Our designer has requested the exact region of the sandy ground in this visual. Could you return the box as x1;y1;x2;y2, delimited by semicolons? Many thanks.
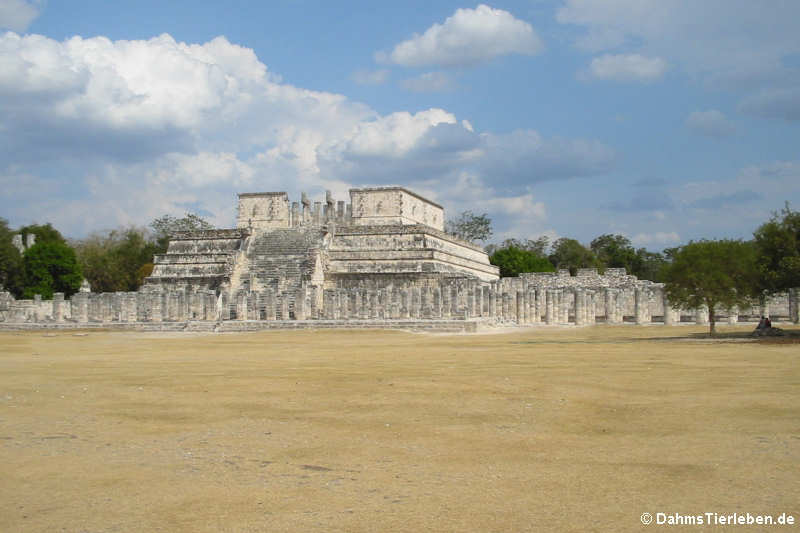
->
0;325;798;532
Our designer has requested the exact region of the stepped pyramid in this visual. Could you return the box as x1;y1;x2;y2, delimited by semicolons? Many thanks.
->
143;187;499;303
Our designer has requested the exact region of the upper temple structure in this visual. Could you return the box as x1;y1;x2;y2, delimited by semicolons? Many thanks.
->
1;185;798;331
142;187;500;301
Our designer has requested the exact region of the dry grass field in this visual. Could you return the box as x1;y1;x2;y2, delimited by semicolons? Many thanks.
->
1;325;798;532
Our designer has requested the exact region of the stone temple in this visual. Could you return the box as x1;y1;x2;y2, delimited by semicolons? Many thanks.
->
141;186;499;321
1;186;798;330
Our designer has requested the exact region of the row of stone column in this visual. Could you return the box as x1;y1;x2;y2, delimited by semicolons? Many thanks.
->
64;290;218;324
48;284;800;325
223;289;306;321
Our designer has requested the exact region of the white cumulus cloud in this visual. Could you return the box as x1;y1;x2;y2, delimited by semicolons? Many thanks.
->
377;4;543;68
0;31;615;237
587;53;667;82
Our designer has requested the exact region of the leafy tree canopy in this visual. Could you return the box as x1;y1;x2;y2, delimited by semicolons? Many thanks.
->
0;217;24;297
753;203;800;293
490;246;555;277
18;223;66;246
662;239;759;335
590;233;668;281
22;240;83;299
74;227;160;293
486;236;549;257
591;234;637;269
548;238;597;275
445;211;492;243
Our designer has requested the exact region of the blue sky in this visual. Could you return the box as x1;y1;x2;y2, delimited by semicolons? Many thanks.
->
1;0;799;249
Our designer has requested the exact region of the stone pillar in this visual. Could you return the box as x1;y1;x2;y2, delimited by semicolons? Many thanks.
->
151;293;163;322
295;289;307;320
136;292;147;322
574;289;584;326
502;292;510;321
527;289;536;324
694;305;709;325
334;289;346;319
200;291;211;321
432;287;442;318
635;287;648;325
535;288;544;323
208;291;218;321
247;292;256;320
553;290;561;324
727;306;738;324
662;290;675;326
563;290;571;324
291;202;300;227
74;292;89;323
281;293;290;320
400;288;410;319
588;291;597;325
352;289;363;319
263;290;275;320
545;290;554;325
394;288;404;319
464;287;474;319
487;286;496;318
52;293;64;323
31;294;42;322
516;291;525;325
326;190;335;222
369;290;379;319
790;288;800;324
128;292;139;322
441;285;451;318
412;287;423;319
236;292;248;320
604;288;613;324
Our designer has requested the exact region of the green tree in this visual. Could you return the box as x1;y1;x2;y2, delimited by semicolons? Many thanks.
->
150;213;214;253
753;203;800;293
548;238;597;275
490;246;555;277
18;223;67;246
445;211;492;243
662;239;759;335
486;236;549;256
22;240;83;299
589;233;668;281
74;227;160;293
634;249;668;282
591;234;638;271
0;217;24;297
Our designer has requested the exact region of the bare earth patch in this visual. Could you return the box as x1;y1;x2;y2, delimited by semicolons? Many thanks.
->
1;325;798;532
